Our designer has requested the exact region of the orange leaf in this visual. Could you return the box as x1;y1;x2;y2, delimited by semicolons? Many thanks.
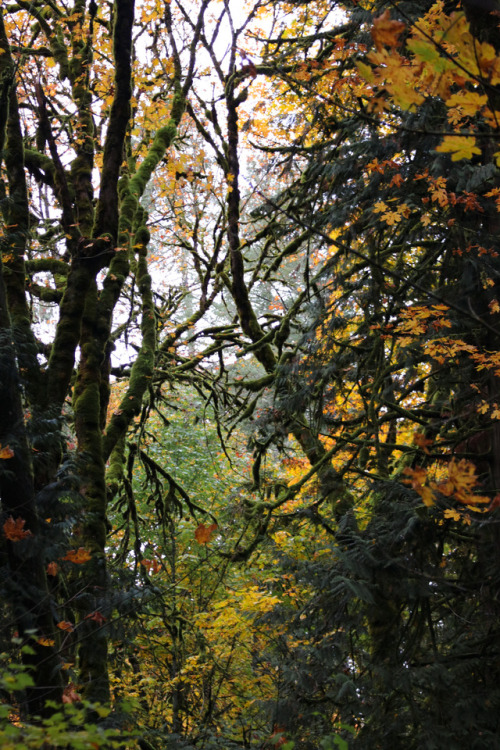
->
85;610;107;625
57;620;74;632
0;444;14;459
371;10;406;51
37;637;55;647
194;522;218;544
413;432;433;452
46;561;59;576
140;558;160;574
3;516;33;541
488;494;500;512
62;683;81;704
62;547;92;564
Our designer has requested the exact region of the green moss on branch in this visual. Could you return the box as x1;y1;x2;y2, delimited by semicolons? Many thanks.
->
103;223;155;461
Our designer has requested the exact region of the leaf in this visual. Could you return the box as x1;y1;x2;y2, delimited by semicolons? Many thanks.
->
371;11;406;51
62;683;81;704
436;135;481;161
57;620;75;632
62;547;92;564
194;522;218;544
402;467;435;506
413;432;433;452
46;561;59;576
356;61;374;83
0;444;14;459
406;38;441;64
140;558;161;574
488;494;500;511
85;610;107;625
3;516;33;541
445;91;488;118
37;637;55;647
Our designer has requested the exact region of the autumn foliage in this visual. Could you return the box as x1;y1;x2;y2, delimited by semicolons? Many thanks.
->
0;0;500;747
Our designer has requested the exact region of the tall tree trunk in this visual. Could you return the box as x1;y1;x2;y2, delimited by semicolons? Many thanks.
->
0;267;63;717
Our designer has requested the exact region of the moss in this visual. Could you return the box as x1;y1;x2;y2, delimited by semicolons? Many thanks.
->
117;175;138;245
47;262;93;409
26;258;69;275
51;25;70;80
106;434;126;501
27;282;63;304
0;260;63;713
134;225;150;247
67;10;95;237
70;153;95;236
78;623;109;704
101;92;186;458
102;235;156;461
70;270;110;703
129;123;179;202
92;0;134;242
0;31;46;406
24;148;57;184
231;373;275;392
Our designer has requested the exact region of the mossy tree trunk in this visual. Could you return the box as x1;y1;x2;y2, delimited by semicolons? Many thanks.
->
1;0;212;714
0;11;63;716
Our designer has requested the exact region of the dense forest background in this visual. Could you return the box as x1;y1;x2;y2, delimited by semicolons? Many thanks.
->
1;0;500;747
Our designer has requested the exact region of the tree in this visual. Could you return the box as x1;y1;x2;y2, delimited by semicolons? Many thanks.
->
0;0;337;729
0;0;212;714
243;0;500;747
2;0;500;746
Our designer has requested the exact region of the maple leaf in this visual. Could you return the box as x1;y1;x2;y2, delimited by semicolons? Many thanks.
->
0;444;14;459
389;173;404;187
445;91;487;118
3;516;33;542
85;610;107;625
194;522;218;544
380;209;403;226
62;547;92;564
371;11;406;51
434;460;489;505
37;637;55;647
402;467;435;506
413;432;433;452
366;158;384;174
443;508;461;522
436;135;481;161
46;561;59;576
62;683;81;704
57;620;75;632
140;558;161;574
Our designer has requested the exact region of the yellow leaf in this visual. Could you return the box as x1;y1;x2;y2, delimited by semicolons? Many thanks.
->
356;61;374;83
445;91;487;118
420;486;435;507
436;135;481;161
